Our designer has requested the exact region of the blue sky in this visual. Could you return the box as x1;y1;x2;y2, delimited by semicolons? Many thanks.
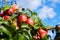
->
0;0;60;40
0;0;60;27
16;0;60;27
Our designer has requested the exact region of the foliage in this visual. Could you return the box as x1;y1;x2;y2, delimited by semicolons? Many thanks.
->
0;4;52;40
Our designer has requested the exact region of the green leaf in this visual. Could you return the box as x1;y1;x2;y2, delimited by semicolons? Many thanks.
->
0;21;8;25
0;23;16;37
18;34;27;40
17;29;35;40
0;38;8;40
7;20;16;30
0;8;2;10
27;9;37;16
34;17;40;23
10;23;16;31
11;14;18;20
34;24;40;29
3;4;10;10
21;23;30;29
0;26;12;37
0;17;4;20
27;30;35;40
0;17;8;25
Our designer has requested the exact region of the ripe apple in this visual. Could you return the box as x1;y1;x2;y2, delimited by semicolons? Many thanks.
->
38;28;48;38
3;15;10;20
26;18;34;26
7;8;14;15
18;14;27;22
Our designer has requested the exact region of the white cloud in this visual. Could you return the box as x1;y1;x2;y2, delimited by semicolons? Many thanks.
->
44;0;60;3
52;0;60;3
16;0;56;19
48;0;60;7
52;0;60;7
16;0;60;10
57;23;60;24
42;0;60;7
37;6;56;19
17;0;42;10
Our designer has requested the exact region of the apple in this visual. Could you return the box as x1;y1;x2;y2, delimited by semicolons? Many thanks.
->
33;35;38;39
44;28;48;34
18;14;27;22
7;8;14;15
38;28;48;38
33;34;40;40
13;20;19;30
3;15;10;20
11;4;18;11
3;8;14;16
26;18;34;26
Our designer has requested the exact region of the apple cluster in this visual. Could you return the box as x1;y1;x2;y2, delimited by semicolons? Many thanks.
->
0;4;48;40
33;28;48;40
18;14;34;26
0;4;19;29
0;4;18;20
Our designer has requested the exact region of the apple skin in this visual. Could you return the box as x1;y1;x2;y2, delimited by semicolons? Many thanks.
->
3;15;10;20
7;8;14;15
18;14;27;22
38;28;48;38
26;18;34;26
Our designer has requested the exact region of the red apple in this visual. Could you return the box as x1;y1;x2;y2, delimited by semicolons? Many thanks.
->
8;8;14;15
44;28;48;34
38;28;48;38
18;14;27;22
3;15;10;20
3;8;14;16
26;18;34;26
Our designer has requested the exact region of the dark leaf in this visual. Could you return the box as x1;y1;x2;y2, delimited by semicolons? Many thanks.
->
0;26;12;37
